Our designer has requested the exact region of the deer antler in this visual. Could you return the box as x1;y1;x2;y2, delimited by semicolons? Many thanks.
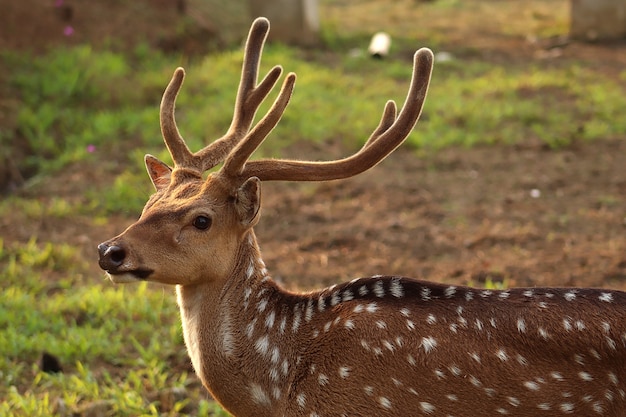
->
159;17;289;173
222;48;433;182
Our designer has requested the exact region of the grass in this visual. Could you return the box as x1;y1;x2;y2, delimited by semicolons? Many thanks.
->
2;0;626;415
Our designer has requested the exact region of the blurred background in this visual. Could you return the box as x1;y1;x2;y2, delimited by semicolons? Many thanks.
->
1;0;625;415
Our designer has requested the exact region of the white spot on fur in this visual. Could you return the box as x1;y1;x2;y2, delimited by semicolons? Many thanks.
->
445;286;456;298
246;318;257;339
249;383;271;406
421;336;438;353
292;306;302;333
517;318;526;333
378;397;392;409
366;303;379;313
344;319;355;330
297;393;306;408
219;309;236;357
579;371;593;381
243;287;252;309
255;335;269;356
563;318;573;332
256;298;268;313
339;366;350;378
245;261;255;279
318;373;329;385
373;281;385;298
449;365;461;376
317;296;326;312
305;299;314;322
407;354;416;366
470;352;481;363
475;319;484;331
507;397;521;407
390;278;404;298
599;292;614;303
270;346;280;364
524;381;540;391
419;402;436;414
265;310;275;328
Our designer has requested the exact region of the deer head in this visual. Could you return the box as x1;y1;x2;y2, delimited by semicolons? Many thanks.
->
97;17;433;289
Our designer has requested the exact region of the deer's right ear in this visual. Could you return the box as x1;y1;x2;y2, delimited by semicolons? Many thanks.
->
145;154;172;191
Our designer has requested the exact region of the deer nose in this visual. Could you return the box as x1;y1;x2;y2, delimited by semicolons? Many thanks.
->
98;242;126;271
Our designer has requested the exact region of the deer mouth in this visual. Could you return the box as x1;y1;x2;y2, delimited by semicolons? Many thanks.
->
105;268;153;283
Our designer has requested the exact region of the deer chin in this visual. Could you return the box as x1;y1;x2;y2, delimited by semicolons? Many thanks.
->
106;269;153;283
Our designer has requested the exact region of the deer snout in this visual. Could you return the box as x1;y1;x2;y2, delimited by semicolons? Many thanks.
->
98;242;127;272
97;241;153;281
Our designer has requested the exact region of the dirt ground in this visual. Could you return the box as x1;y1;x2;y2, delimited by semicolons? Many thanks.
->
2;0;626;295
6;138;626;295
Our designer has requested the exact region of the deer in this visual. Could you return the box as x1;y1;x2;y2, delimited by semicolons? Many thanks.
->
98;17;626;417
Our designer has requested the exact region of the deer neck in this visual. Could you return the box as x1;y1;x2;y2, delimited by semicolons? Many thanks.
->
175;230;302;417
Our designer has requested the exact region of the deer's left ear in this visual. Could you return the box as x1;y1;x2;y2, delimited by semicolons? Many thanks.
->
145;154;172;191
235;177;261;227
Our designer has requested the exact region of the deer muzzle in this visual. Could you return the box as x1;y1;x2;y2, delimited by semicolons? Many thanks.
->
97;241;153;282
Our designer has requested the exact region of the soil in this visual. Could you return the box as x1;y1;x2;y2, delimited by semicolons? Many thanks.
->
1;0;626;294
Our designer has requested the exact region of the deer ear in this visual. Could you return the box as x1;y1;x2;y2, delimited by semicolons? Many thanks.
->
145;154;172;191
235;177;261;227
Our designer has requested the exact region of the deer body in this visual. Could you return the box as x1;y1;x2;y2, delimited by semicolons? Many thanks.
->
98;17;626;417
173;230;626;416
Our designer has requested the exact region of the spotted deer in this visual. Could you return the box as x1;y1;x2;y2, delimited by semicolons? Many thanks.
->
98;17;626;417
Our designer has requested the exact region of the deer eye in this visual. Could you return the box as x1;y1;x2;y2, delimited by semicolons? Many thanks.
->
192;215;212;230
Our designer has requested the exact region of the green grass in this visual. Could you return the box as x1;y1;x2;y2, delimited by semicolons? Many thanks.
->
0;238;228;416
2;0;626;415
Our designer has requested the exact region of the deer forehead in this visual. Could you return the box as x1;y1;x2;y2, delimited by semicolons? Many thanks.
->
145;175;235;214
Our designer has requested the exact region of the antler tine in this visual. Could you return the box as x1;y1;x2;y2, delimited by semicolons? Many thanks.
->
160;67;194;168
363;100;397;148
240;47;434;182
159;17;284;173
195;17;284;172
222;73;297;177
